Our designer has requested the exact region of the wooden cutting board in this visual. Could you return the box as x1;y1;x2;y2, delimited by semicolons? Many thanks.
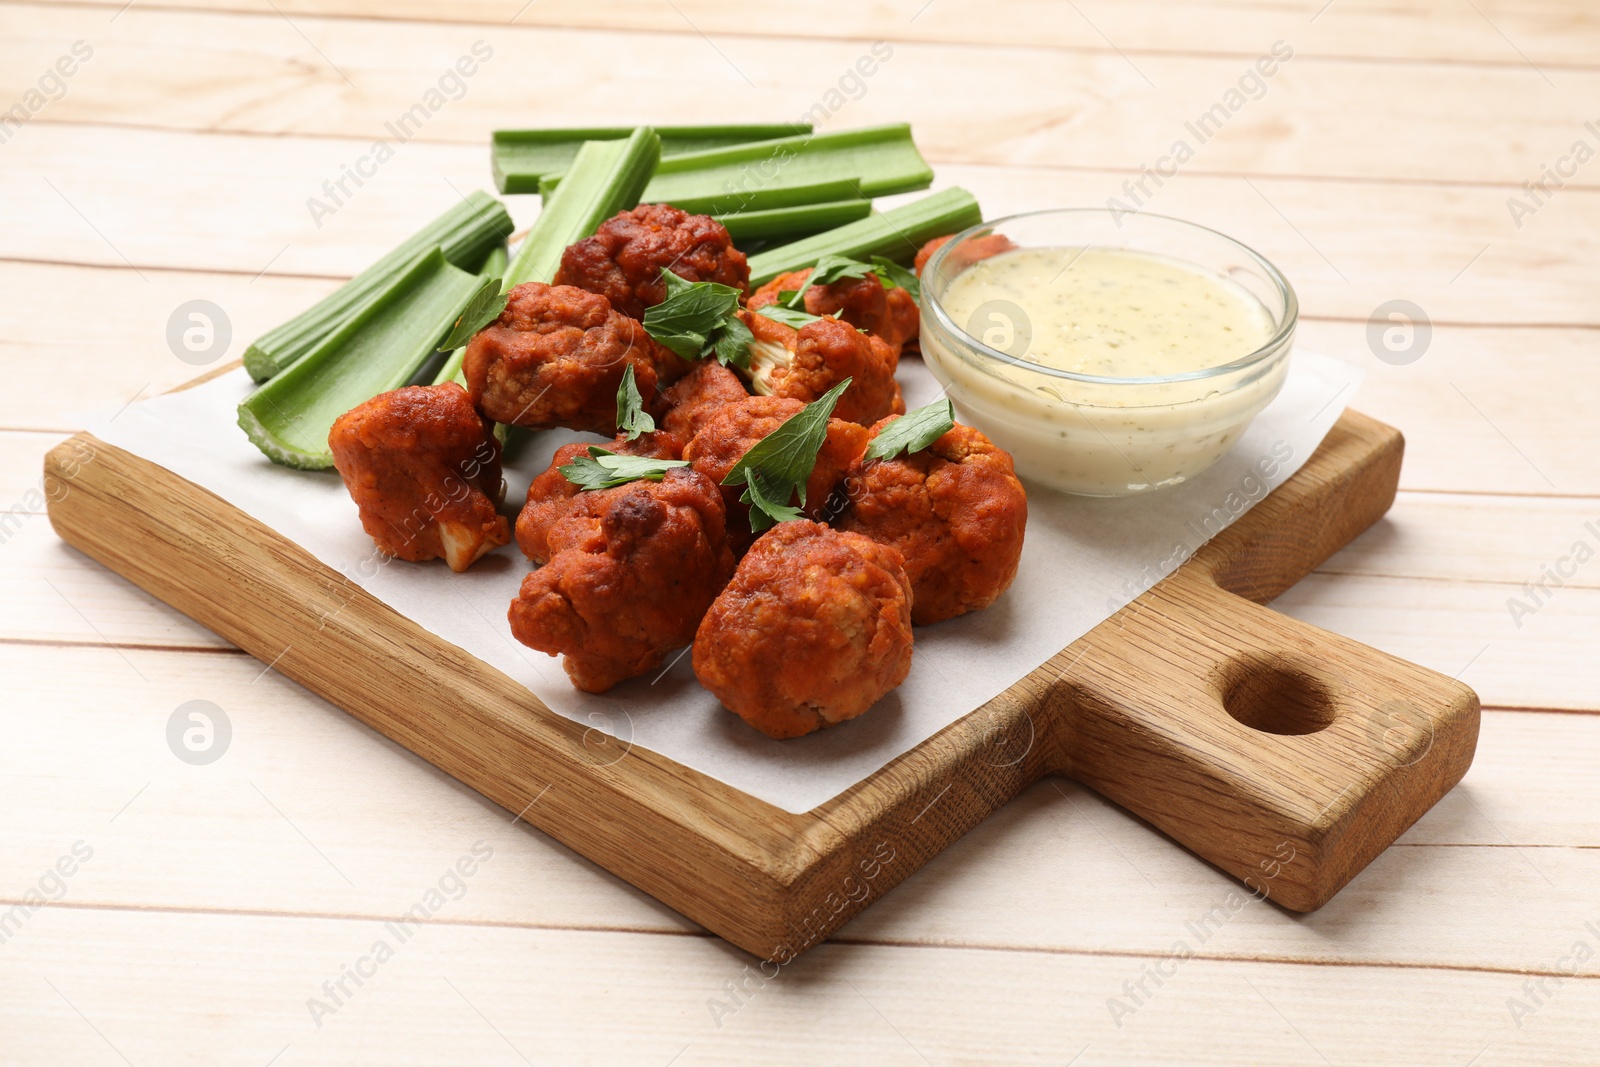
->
43;396;1478;962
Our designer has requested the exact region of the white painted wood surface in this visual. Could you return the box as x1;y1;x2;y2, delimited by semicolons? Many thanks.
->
2;1;1596;1061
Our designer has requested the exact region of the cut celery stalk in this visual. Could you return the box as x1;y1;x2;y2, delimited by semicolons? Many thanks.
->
238;248;481;470
717;199;873;242
636;124;932;210
641;177;863;217
746;188;982;286
492;123;811;194
242;191;512;382
503;127;661;289
433;243;508;389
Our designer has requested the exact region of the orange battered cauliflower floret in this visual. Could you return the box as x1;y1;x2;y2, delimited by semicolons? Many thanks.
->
683;395;869;552
554;203;749;321
508;465;735;693
914;232;1018;277
748;268;919;353
654;359;750;443
837;419;1027;624
693;520;914;739
515;430;685;564
740;310;903;426
464;282;681;434
328;383;509;573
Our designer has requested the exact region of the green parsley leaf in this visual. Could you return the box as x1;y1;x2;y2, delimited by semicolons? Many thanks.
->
559;447;688;491
755;304;824;330
784;254;878;308
642;268;751;368
615;364;654;441
864;398;955;462
712;313;754;370
741;470;805;533
782;253;922;312
869;255;922;304
437;274;509;352
722;378;852;531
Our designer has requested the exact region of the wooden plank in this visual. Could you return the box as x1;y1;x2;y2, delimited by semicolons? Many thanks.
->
0;519;234;649
1278;572;1600;711
27;0;1600;68
0;431;61;509
1320;491;1600;587
4;127;1594;327
1294;319;1600;497
1;906;1597;1065
3;3;1598;187
0;260;338;432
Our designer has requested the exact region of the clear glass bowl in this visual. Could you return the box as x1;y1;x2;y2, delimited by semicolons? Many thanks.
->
919;209;1297;497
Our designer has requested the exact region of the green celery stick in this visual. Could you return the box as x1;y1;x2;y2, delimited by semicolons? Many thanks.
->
503;127;661;289
746;188;982;286
433;243;508;389
492;123;811;194
242;191;512;382
716;199;873;242
638;177;863;217
637;124;932;209
238;248;482;470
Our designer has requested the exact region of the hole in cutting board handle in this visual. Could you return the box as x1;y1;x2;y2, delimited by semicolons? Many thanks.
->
1220;655;1338;735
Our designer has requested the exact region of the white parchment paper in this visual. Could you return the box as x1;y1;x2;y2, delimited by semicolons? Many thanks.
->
89;351;1361;812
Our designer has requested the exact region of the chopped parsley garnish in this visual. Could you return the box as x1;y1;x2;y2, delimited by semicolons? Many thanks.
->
869;255;922;304
722;378;851;532
864;397;955;462
559;447;688;491
754;303;824;330
779;253;924;312
641;269;752;369
436;274;510;352
781;253;878;308
615;364;654;441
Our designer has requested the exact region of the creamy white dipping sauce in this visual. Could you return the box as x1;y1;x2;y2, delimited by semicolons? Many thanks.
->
941;247;1275;378
922;245;1292;496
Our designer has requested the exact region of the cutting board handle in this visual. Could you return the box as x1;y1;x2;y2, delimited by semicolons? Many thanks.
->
1049;568;1479;911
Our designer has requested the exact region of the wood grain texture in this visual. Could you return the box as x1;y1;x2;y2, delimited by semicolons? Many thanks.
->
27;0;1600;68
5;0;1594;1059
7;127;1597;331
4;2;1595;188
8;905;1599;1067
41;408;1478;956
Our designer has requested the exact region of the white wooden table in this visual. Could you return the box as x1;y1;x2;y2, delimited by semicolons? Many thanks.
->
3;1;1598;1062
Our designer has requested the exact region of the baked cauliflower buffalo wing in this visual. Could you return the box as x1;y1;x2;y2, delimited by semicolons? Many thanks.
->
508;464;736;693
837;419;1028;624
464;282;682;434
694;520;914;739
515;430;685;564
654;358;750;442
683;395;869;552
554;203;749;321
328;383;509;572
748;268;919;354
739;311;903;426
914;232;1019;277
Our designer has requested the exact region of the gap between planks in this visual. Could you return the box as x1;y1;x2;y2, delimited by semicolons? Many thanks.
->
6;892;1600;983
17;0;1600;76
18;115;1600;198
